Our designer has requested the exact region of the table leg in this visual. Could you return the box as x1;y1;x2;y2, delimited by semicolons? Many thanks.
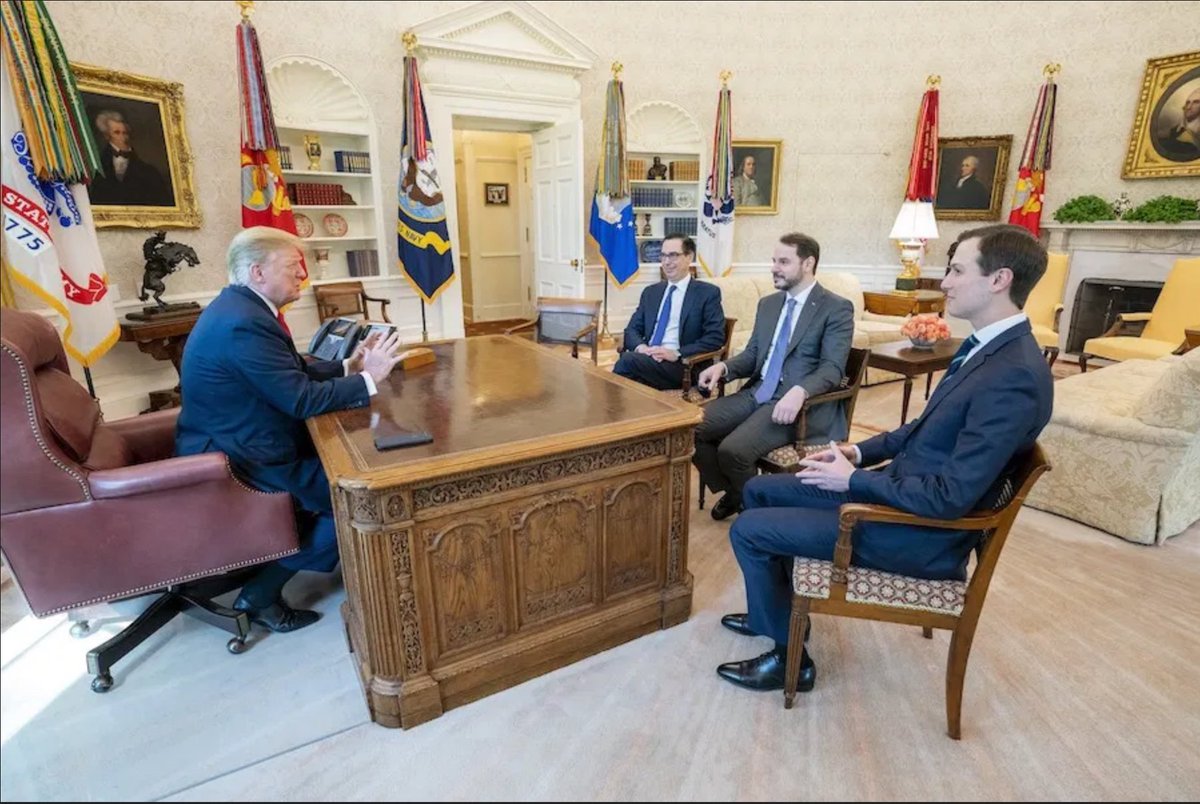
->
925;371;933;400
901;377;913;425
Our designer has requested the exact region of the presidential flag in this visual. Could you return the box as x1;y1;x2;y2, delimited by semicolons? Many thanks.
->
397;53;454;303
588;73;638;288
697;79;734;277
1009;67;1059;237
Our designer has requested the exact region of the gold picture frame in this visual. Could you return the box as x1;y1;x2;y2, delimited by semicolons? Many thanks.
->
934;135;1012;221
70;63;202;228
1123;51;1200;179
731;139;781;215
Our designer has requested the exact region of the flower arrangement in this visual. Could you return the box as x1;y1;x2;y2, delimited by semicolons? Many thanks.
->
901;313;951;349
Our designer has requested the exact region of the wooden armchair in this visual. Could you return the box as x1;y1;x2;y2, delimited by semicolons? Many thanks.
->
504;297;601;363
313;281;391;324
757;347;870;474
782;444;1051;740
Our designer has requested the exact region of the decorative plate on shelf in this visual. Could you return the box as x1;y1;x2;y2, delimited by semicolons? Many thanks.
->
640;239;663;264
674;189;696;208
322;213;348;237
294;213;314;239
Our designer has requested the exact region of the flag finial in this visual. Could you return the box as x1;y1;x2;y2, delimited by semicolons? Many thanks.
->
1043;62;1061;80
720;70;732;87
403;31;417;54
925;74;941;88
611;61;623;79
236;0;254;20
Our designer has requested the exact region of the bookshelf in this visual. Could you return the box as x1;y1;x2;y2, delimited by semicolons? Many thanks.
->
266;56;388;282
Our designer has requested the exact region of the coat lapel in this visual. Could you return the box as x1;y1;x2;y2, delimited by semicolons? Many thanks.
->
755;293;786;373
678;281;697;332
918;320;1032;423
784;283;824;358
645;282;667;331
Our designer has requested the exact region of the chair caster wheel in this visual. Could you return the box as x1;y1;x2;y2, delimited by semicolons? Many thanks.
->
70;621;94;638
227;637;249;655
91;673;114;693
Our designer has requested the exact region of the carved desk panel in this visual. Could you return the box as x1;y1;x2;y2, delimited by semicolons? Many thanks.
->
309;336;701;728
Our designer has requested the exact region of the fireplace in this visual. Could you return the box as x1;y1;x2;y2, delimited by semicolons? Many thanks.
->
1065;278;1163;355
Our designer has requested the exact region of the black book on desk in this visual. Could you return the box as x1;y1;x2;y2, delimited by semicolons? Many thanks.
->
372;415;432;450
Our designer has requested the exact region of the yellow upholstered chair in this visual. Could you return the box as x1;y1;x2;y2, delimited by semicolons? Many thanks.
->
1080;257;1200;372
1025;251;1069;366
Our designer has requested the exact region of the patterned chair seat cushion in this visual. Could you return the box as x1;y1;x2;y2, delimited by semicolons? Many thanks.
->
792;556;966;616
654;387;714;406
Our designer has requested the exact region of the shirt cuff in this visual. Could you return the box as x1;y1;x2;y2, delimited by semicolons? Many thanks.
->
342;358;352;376
361;373;377;397
852;445;862;465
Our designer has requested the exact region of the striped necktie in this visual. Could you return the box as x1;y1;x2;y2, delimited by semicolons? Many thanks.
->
944;334;979;378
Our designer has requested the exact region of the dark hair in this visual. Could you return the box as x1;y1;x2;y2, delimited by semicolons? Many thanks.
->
778;232;821;273
955;224;1047;308
944;239;958;276
662;233;695;257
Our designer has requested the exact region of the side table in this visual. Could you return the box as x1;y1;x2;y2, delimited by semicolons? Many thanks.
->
864;290;945;317
119;309;202;412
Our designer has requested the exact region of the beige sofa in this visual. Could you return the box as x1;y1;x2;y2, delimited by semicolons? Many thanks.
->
708;271;909;385
1025;351;1200;545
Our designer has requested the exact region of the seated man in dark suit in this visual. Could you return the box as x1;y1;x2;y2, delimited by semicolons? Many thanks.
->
717;224;1054;693
613;234;726;390
176;227;404;633
693;232;855;521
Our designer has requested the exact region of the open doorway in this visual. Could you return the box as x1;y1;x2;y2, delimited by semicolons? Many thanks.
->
452;128;534;335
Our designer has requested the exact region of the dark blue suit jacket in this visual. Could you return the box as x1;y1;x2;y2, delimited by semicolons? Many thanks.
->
175;285;370;511
623;279;725;359
847;320;1053;579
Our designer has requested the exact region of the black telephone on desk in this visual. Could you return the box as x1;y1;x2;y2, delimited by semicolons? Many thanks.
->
308;317;396;361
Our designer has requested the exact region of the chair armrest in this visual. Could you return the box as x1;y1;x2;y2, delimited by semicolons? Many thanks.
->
105;409;180;464
682;347;723;368
90;453;242;500
363;294;389;304
1098;312;1151;339
503;319;538;335
614;332;626;353
1052;303;1064;334
570;322;597;360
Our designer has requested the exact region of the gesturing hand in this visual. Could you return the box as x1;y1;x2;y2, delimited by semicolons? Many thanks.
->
698;361;726;391
361;331;404;385
796;441;856;492
345;332;382;375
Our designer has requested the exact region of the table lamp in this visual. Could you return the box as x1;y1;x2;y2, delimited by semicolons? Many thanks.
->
889;200;939;293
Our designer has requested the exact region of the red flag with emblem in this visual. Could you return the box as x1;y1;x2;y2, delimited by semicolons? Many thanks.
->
1008;67;1059;237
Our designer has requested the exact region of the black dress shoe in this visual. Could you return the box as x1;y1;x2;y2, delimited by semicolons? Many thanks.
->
233;595;321;633
720;613;811;642
721;613;758;637
716;648;816;692
711;493;743;521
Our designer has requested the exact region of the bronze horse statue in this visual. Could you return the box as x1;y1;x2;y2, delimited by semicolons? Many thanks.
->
139;231;200;309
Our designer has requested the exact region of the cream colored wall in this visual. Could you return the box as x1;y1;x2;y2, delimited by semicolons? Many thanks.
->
452;130;529;322
42;0;1196;305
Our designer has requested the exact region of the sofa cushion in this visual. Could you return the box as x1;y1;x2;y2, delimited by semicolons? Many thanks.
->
1136;350;1200;433
34;366;101;463
816;272;865;320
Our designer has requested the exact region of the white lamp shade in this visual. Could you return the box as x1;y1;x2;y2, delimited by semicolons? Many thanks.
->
889;200;940;240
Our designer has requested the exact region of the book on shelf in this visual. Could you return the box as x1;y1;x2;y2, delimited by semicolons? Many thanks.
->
334;150;371;174
279;145;293;170
668;160;699;181
627;158;646;181
286;182;347;206
347;248;380;277
631;186;678;207
663;216;698;237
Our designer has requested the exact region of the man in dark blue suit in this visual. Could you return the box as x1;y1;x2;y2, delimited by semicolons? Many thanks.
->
613;234;726;391
716;224;1054;692
176;227;403;633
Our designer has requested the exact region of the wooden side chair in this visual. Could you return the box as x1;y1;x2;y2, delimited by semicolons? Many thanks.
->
782;443;1051;740
313;281;391;324
504;297;601;363
757;346;870;475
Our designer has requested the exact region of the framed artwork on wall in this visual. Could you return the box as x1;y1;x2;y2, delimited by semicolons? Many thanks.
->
730;140;781;215
71;62;201;228
484;182;509;205
934;135;1012;221
1123;50;1200;179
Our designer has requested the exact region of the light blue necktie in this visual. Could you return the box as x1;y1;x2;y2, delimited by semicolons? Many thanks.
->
754;298;797;404
943;334;980;379
648;285;677;347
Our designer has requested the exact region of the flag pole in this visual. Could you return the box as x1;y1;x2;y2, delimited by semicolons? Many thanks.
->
402;30;431;343
596;60;624;352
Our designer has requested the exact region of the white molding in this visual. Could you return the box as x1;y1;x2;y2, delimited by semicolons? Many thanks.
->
627;101;702;154
477;251;521;259
474;155;518;165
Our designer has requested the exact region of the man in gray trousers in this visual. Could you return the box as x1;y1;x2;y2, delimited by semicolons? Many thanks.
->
694;232;854;520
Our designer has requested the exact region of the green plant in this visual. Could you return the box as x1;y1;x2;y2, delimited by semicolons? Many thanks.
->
1053;195;1116;223
1124;195;1200;223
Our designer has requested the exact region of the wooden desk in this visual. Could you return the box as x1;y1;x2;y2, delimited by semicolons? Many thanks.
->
309;336;701;729
118;309;202;412
863;290;945;317
867;338;962;424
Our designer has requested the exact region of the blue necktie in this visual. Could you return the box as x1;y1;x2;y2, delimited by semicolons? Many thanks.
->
648;285;677;347
754;298;797;404
944;334;980;379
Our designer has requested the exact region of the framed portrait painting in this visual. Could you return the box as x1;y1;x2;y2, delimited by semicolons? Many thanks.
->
730;140;781;215
934;135;1012;221
1123;50;1200;179
70;63;201;228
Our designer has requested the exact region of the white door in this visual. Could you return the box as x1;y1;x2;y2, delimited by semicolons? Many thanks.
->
531;119;584;298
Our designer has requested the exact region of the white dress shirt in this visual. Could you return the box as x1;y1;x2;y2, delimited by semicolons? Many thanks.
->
248;286;376;396
651;274;691;352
